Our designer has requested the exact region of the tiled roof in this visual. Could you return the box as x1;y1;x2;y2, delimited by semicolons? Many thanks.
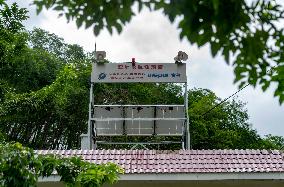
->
35;149;284;174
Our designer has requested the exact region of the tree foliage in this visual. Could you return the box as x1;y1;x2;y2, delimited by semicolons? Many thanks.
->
0;141;123;187
33;0;284;104
1;64;91;149
189;88;263;149
0;1;28;32
1;1;283;151
0;4;283;185
0;5;123;186
262;134;284;149
28;28;87;63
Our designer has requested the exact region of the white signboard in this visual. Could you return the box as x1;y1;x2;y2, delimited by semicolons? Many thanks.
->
91;63;187;83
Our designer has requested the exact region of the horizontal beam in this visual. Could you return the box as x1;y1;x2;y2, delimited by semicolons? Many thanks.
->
95;134;183;136
91;118;186;121
93;105;185;107
96;141;182;145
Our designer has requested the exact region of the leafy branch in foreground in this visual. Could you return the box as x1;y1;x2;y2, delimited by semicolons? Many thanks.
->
33;0;284;104
0;142;123;187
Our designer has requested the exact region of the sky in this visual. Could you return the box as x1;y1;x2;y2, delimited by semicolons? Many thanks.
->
11;0;284;137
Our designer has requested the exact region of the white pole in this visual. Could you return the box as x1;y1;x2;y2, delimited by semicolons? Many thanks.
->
88;83;94;149
185;83;190;149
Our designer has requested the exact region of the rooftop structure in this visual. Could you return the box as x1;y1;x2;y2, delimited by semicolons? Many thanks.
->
37;149;284;174
81;52;190;150
37;149;284;187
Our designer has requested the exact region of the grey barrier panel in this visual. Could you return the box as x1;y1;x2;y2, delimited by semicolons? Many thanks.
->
156;106;185;118
93;105;185;136
94;106;123;135
156;106;185;135
125;106;154;135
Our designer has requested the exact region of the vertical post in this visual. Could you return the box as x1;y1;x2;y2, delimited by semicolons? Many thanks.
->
88;83;94;149
153;106;157;136
184;83;190;149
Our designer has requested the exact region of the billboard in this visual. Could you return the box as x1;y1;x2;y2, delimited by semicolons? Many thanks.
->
91;63;187;83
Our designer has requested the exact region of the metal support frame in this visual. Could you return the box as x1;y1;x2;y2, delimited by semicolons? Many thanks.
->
91;117;186;121
153;106;157;135
184;83;190;149
87;83;94;149
130;144;149;150
96;141;183;145
83;85;190;150
96;141;184;149
82;62;190;150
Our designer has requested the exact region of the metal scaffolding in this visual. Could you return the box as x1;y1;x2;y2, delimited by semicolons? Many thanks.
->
81;62;189;149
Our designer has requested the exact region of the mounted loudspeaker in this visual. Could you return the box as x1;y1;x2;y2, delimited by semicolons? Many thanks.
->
174;51;188;64
95;51;106;61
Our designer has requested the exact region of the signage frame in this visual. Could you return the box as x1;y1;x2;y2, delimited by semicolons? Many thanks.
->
91;63;187;83
83;62;190;150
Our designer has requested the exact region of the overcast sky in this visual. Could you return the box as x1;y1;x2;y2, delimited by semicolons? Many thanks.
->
12;0;284;137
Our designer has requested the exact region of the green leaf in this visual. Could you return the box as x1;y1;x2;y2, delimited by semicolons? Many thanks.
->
76;18;83;28
223;47;230;64
212;0;219;12
93;26;100;36
85;20;93;29
53;5;63;11
210;41;220;57
114;22;123;33
238;81;246;89
36;5;43;15
106;25;113;34
138;1;143;12
261;81;270;91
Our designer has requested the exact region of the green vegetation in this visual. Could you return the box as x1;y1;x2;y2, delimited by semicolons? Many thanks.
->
0;1;284;186
188;88;284;150
0;2;122;187
33;0;284;104
0;141;123;187
0;0;283;150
